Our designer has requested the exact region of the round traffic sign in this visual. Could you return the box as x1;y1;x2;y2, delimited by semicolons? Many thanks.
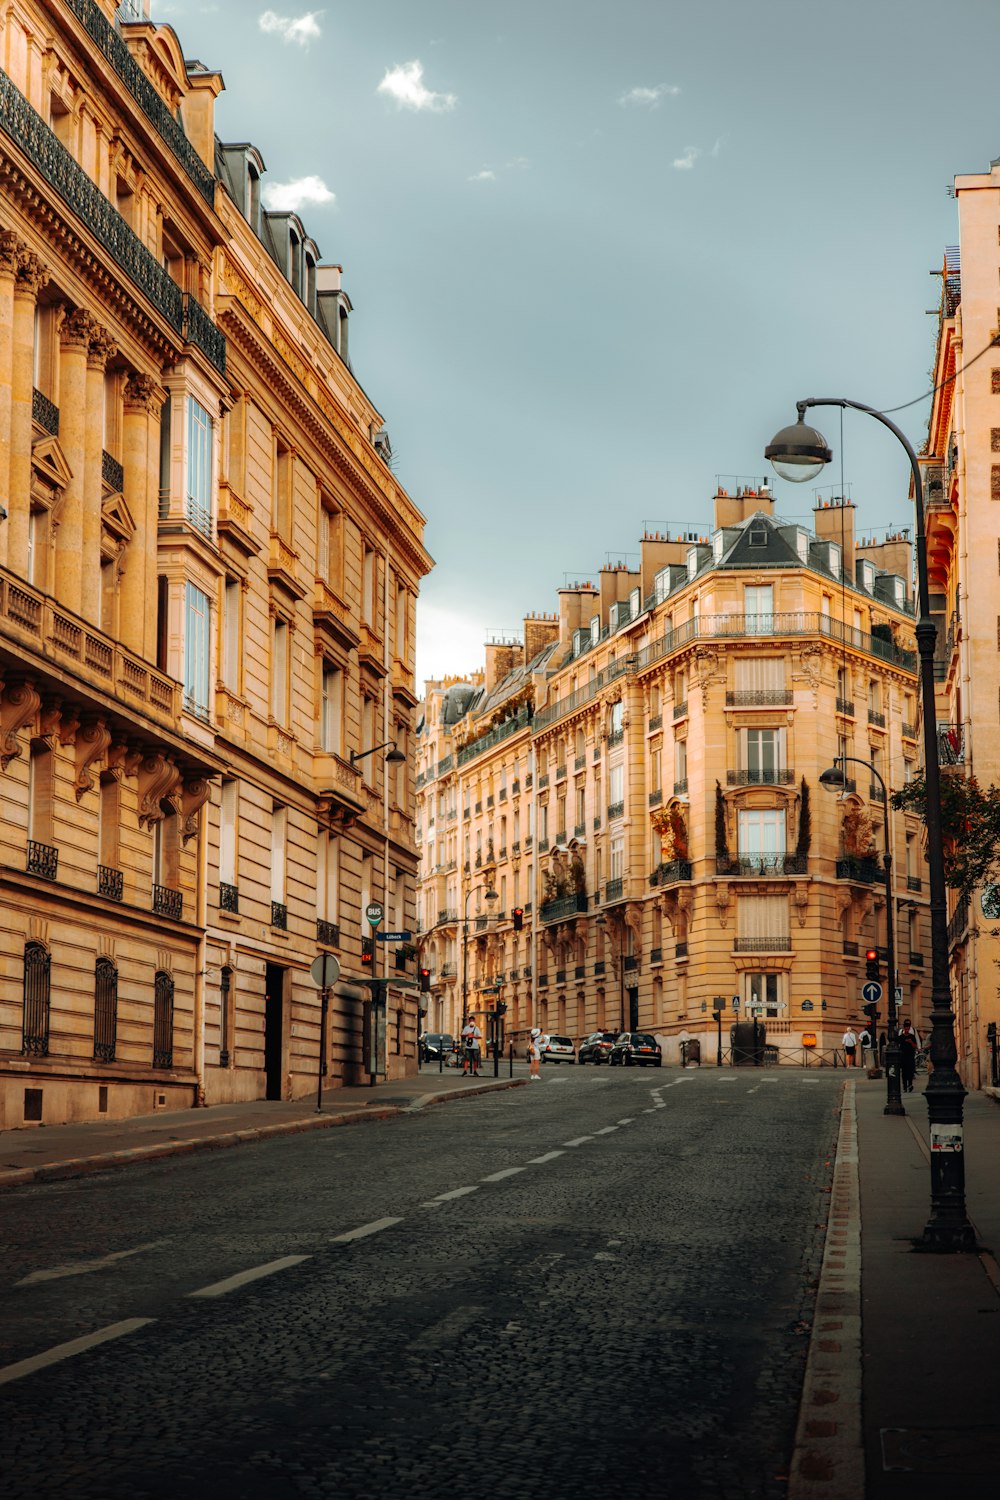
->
365;902;384;928
861;980;882;1004
310;953;341;988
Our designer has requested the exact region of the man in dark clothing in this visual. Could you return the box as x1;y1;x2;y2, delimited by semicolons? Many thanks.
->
897;1018;920;1093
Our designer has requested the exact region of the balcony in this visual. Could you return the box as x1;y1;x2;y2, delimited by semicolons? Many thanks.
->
733;936;790;953
606;729;625;748
593;816;601;830
649;789;663;807
26;840;58;880
269;535;304;601
537;775;550;790
726;769;794;787
650;947;663;964
575;754;587;770
457;707;532;767
673;779;688;797
836;697;855;717
153;883;183;921
556;829;567;844
867;709;886;728
270;900;288;930
219;881;239;914
556;969;566;983
538;974;549;988
607;801;624;820
575;964;586;979
675;941;689;958
540;893;588;923
573;822;586;838
605;878;624;903
673;701;688;719
317;918;339;946
648;714;663;732
902;722;916;741
475;915;489;931
487;795;495;808
623;955;638;972
649;860;692;887
719;855;808;877
594;960;606;976
102;449;125;493
499;787;507;801
948;892;970;947
869;783;886;803
441;963;457;978
32;388;59;435
836;857;881;884
725;690;793;708
556;764;567;781
538;838;549;853
98;864;123;902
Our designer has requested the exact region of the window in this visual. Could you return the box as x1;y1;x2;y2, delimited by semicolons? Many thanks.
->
153;971;174;1069
184;582;211;719
221;578;242;692
320;662;343;753
734;658;785;693
219;779;238;888
186;397;213;537
609;763;624;807
742;728;784;778
28;740;55;848
317;831;339;924
289;229;302;296
22;942;51;1057
273;437;292;538
395;584;409;660
361;696;375;766
247;163;261;232
610;835;625;880
609;700;624;735
271;805;287;904
94;957;118;1062
737;895;789;947
675;738;687;785
319;498;343;589
744;585;773;633
271;617;289;723
362;544;376;623
738;808;786;859
747;972;781;1017
98;773;120;875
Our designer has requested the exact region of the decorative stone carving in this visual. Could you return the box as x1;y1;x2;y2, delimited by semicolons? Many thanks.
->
137;752;182;827
15;250;48;298
37;696;63;747
792;883;810;927
60;306;96;348
180;778;211;844
715;880;731;927
123;372;165;414
74;718;111;801
87;325;118;369
0;230;23;276
0;680;41;768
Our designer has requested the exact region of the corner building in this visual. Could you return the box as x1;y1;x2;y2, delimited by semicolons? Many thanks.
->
0;0;429;1127
417;488;927;1061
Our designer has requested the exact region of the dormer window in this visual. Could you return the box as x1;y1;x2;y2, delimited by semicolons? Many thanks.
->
289;229;302;297
304;251;317;313
748;526;767;547
247;163;261;234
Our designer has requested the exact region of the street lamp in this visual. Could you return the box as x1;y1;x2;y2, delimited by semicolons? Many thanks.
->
767;398;976;1250
461;883;498;1039
819;756;904;1116
350;740;406;767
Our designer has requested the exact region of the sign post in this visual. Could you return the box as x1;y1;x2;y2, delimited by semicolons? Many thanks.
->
309;952;341;1112
365;904;384;1086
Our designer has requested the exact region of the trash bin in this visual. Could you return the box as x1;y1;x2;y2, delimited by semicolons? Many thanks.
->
685;1038;701;1067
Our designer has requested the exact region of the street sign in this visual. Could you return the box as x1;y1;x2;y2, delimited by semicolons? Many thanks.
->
309;953;341;988
861;980;883;1004
365;902;384;928
376;930;412;942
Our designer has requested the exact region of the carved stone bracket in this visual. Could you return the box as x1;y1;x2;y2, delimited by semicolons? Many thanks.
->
180;778;211;844
37;696;63;748
87;325;118;369
0;229;23;276
15;250;48;298
714;880;731;928
792;882;811;927
60;306;96;349
123;371;166;415
0;680;40;769
137;752;182;827
75;718;111;801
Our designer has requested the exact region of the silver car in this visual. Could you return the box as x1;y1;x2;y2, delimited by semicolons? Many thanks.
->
541;1034;576;1064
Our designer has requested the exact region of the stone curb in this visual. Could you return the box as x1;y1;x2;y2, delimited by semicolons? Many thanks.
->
0;1077;529;1192
788;1080;864;1499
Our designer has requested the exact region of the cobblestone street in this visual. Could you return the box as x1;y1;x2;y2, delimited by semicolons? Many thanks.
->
2;1070;841;1499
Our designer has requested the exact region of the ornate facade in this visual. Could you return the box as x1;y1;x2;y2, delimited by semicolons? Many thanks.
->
417;489;927;1062
0;0;429;1127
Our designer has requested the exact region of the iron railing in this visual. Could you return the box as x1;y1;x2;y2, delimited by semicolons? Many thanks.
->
605;878;624;902
726;769;794;787
648;714;662;731
594;961;606;976
32;388;59;435
219;881;239;914
673;701;688;719
649;789;663;806
540;893;588;923
153;970;174;1068
675;941;688;957
650;947;663;964
102;450;124;492
183;293;227;374
836;857;881;884
867;709;886;728
317;917;339;946
271;900;288;930
649;860;692;886
93;956;118;1062
153;883;183;920
733;936;791;952
726;690;792;707
457;707;532;766
22;942;51;1056
26;840;58;879
673;779;688;796
909;951;924;967
948;892;970;947
607;801;624;820
99;864;124;901
836;697;855;716
720;854;808;877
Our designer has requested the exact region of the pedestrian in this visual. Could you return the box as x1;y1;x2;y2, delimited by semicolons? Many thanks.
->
461;1015;482;1076
878;1030;887;1067
528;1027;542;1081
897;1018;920;1093
859;1027;872;1069
842;1026;858;1067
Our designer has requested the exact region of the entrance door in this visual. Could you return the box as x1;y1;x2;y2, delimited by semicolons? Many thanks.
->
264;963;285;1100
627;986;639;1031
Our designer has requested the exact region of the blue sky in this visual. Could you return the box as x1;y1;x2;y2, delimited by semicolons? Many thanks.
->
152;1;1000;680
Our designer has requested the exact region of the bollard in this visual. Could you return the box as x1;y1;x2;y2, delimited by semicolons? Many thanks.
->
509;1041;514;1078
439;1045;443;1074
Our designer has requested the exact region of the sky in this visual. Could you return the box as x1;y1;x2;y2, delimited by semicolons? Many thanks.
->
150;0;1000;683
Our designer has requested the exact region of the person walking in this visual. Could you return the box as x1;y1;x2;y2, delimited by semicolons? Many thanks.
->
842;1026;858;1067
528;1027;542;1081
859;1027;872;1069
461;1016;482;1076
897;1018;921;1093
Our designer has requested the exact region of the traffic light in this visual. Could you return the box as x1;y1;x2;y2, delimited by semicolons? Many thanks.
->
419;967;431;993
361;936;374;968
863;1000;880;1028
496;999;507;1016
512;907;524;932
865;948;880;982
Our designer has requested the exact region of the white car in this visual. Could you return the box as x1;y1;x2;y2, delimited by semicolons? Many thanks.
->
541;1034;576;1064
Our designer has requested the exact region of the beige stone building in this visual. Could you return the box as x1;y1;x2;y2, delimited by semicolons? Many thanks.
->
920;153;1000;1087
0;0;429;1128
417;489;926;1062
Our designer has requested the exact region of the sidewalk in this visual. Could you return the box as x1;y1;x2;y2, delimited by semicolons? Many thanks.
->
0;1061;529;1191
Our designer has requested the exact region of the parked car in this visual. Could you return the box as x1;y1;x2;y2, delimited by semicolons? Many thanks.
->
421;1033;456;1062
541;1034;576;1064
608;1032;663;1067
577;1031;618;1065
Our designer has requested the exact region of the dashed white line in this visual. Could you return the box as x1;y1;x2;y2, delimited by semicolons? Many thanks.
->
0;1318;155;1387
528;1150;565;1164
16;1241;168;1287
188;1255;310;1298
481;1167;526;1182
642;1108;656;1114
594;1125;618;1135
331;1216;404;1242
616;1118;635;1125
423;1186;479;1204
563;1136;593;1147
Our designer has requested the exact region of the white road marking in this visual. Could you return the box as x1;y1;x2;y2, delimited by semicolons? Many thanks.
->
481;1167;526;1182
594;1126;618;1135
188;1255;310;1299
617;1118;635;1125
593;1251;617;1261
331;1215;404;1241
0;1318;154;1387
423;1186;479;1204
563;1136;593;1146
747;1085;761;1095
16;1240;168;1287
528;1151;565;1164
642;1108;656;1114
715;1076;738;1083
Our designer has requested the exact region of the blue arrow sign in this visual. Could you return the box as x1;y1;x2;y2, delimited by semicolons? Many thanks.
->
861;981;882;1004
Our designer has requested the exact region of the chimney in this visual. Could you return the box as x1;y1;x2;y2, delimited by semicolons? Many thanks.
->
523;611;560;663
558;585;599;650
813;496;856;579
640;532;691;599
483;640;523;694
855;532;913;603
179;67;224;174
713;482;775;530
599;562;639;622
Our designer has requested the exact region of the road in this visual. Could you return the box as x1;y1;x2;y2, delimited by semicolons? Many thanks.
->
1;1067;843;1500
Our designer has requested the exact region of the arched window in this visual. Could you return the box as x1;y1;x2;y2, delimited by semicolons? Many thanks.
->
94;957;118;1062
153;971;175;1069
22;942;51;1057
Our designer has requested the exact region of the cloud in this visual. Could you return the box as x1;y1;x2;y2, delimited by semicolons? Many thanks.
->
416;602;487;685
377;59;457;113
262;174;335;212
672;146;700;170
467;157;529;184
469;169;497;182
258;9;323;46
619;84;680;109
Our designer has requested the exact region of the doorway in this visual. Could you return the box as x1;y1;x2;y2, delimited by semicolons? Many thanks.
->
264;963;285;1100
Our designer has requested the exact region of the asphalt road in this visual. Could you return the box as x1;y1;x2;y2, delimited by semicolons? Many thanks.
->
1;1067;842;1500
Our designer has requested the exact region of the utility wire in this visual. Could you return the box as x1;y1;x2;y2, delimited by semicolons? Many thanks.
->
880;334;1000;416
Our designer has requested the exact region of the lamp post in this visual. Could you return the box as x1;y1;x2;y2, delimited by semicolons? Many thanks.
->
819;756;904;1116
767;399;976;1250
349;740;407;769
462;882;498;1041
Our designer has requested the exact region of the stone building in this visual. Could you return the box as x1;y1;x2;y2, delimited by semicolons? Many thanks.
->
0;0;429;1127
417;488;926;1062
919;152;1000;1087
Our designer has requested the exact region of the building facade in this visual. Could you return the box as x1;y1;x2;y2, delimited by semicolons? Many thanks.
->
920;152;1000;1087
0;0;429;1128
417;488;927;1063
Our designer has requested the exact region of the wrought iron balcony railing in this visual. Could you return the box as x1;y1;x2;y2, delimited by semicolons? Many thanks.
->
605;878;624;902
673;779;688;796
719;854;808;877
648;714;662;731
733;936;791;952
725;690;793;707
607;801;624;820
32;388;59;435
98;864;123;901
673;701;688;719
270;900;288;930
540;893;588;923
836;697;855;716
726;769;794;787
101;450;125;492
835;857;881;884
606;730;624;747
649;860;692;887
317;918;339;946
153;883;183;920
867;709;886;728
650;947;663;964
219;881;239;914
649;788;663;807
675;941;688;958
26;840;58;879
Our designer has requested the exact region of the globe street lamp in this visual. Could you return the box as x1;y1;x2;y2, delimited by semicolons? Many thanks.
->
767;398;976;1251
462;883;498;1040
819;757;904;1116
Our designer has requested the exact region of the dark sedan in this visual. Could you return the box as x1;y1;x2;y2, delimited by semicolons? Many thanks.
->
421;1033;456;1062
608;1032;662;1067
577;1031;618;1065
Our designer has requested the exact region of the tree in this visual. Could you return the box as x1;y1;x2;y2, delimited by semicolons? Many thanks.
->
891;773;1000;897
795;778;811;863
715;781;728;863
